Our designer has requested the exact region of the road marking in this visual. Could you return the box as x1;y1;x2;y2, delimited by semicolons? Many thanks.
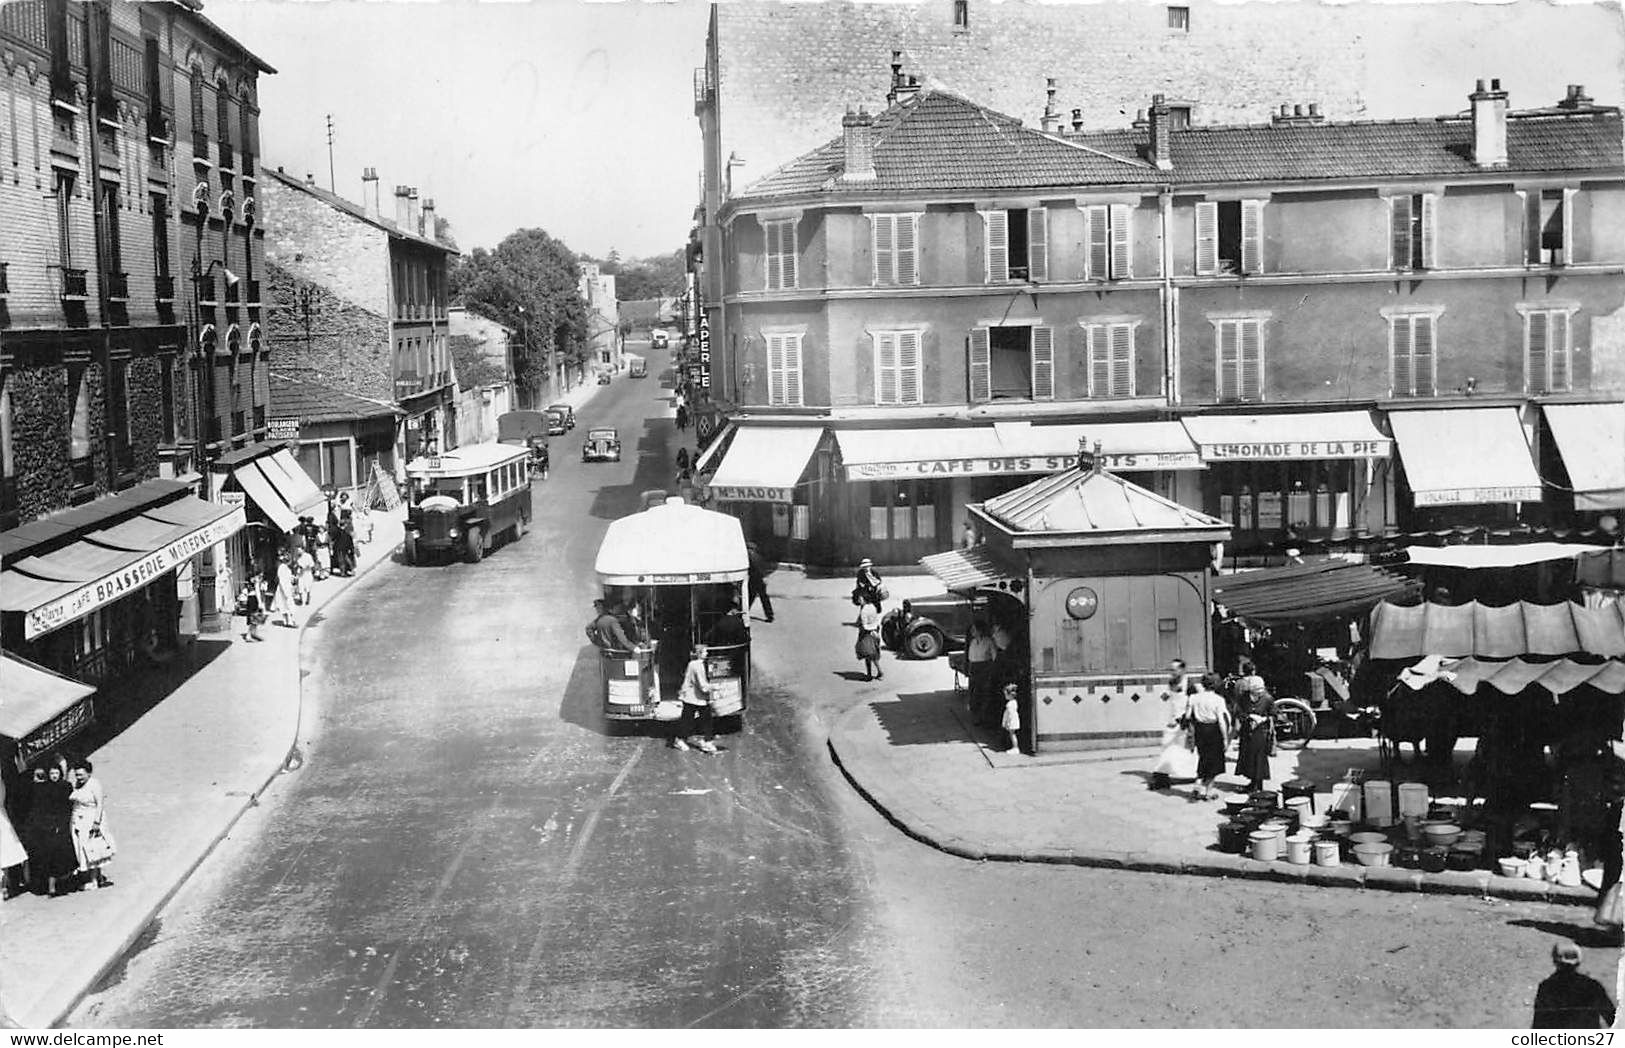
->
503;741;646;1024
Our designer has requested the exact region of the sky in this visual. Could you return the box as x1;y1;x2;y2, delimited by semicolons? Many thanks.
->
204;0;1625;263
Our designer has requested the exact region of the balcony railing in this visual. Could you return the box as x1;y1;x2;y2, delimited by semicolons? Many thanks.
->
192;131;209;161
246;279;261;304
197;274;217;305
155;273;175;302
105;271;128;301
217;141;234;172
61;268;88;299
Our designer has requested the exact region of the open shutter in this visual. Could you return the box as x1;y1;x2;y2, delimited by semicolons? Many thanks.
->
1240;200;1263;274
1109;204;1132;279
969;327;991;402
1031;326;1055;400
871;214;891;285
1561;189;1575;265
1195;202;1218;275
1087;327;1108;396
1389;195;1411;270
783;334;803;405
875;332;898;404
982;210;1008;283
898;330;921;403
1239;320;1262;400
1527;311;1548;393
1027;207;1048;282
783;220;799;289
1216;321;1238;401
897;214;918;285
1550;311;1570;391
765;222;781;290
1391;317;1412;397
1110;324;1134;397
1420;194;1437;269
1087;206;1110;280
1412;317;1435;396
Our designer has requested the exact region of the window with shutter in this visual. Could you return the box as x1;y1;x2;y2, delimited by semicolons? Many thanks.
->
782;334;803;405
1411;316;1436;396
1419;194;1437;269
1216;321;1238;400
1109;204;1133;279
1238;320;1262;399
1087;327;1110;396
1525;309;1571;393
1390;195;1412;271
1550;311;1570;391
872;215;893;286
1195;202;1218;275
1216;319;1264;402
1030;326;1055;400
765;219;797;290
1527;311;1549;393
1110;324;1134;396
1390;315;1413;396
1240;200;1263;275
968;328;991;402
1086;206;1110;280
1027;208;1048;282
1085;324;1135;397
982;210;1009;283
874;332;898;404
896;214;918;285
898;330;921;404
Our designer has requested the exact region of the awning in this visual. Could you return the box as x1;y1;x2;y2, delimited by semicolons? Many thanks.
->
1405;542;1608;569
1389;408;1542;506
0;655;95;740
1397;655;1625;697
1369;599;1625;659
920;546;1019;592
707;426;823;503
1212;559;1419;625
1;497;246;640
694;423;735;473
837;421;1203;481
226;449;326;532
1182;411;1391;462
1544;402;1625;510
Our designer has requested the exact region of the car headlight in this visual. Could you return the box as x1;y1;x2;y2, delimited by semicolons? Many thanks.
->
449;528;459;538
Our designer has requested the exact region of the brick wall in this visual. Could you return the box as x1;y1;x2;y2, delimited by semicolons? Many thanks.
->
264;260;392;402
260;176;390;315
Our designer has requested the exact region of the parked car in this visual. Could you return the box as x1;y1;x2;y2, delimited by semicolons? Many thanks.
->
546;403;576;431
544;409;569;436
597;370;612;385
881;590;991;659
582;427;622;462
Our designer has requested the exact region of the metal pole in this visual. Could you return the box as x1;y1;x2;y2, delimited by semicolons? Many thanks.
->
326;114;336;193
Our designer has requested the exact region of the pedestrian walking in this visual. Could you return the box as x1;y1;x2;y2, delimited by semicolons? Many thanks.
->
1149;684;1197;791
21;760;74;896
331;513;356;576
1532;942;1615;1028
855;600;884;681
853;558;886;608
355;504;374;544
676;404;689;432
1234;669;1274;793
314;527;332;581
275;554;297;626
746;542;774;622
966;619;998;725
675;447;690;474
238;575;266;641
671;644;719;754
67;758;114;891
1188;674;1233;800
295;545;316;606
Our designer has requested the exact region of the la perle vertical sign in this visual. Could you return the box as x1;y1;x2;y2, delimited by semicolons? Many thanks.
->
697;313;711;389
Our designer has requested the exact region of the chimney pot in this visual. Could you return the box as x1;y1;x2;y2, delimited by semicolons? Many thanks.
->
1148;95;1172;171
1072;108;1083;132
1294;104;1305;117
1309;103;1321;118
1476;78;1487;93
1280;103;1291;117
1491;77;1501;91
1471;76;1509;167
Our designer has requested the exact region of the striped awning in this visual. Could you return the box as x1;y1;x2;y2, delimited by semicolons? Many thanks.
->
920;546;1018;592
1213;559;1419;625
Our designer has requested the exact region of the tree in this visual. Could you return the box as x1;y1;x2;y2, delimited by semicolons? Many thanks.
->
610;249;686;301
449;229;588;405
434;216;458;250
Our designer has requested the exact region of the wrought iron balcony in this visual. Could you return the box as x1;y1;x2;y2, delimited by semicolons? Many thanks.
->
105;271;128;301
61;268;88;299
197;274;217;305
155;274;175;302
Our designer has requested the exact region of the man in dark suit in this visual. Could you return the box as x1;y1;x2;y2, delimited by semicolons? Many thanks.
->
1532;942;1615;1028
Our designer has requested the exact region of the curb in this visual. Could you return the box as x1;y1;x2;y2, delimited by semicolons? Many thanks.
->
825;705;1600;911
29;527;402;1030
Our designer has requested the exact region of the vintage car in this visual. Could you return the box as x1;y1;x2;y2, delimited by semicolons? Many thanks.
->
651;330;669;349
546;403;576;431
596;370;612;385
628;357;648;378
881;590;990;659
582;427;622;462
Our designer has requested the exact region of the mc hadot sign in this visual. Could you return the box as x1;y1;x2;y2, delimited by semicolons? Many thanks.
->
709;485;792;503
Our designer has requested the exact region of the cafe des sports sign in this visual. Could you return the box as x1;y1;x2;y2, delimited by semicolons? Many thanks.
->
846;450;1206;480
24;506;247;639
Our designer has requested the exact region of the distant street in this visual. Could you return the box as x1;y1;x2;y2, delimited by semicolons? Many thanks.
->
68;344;1617;1028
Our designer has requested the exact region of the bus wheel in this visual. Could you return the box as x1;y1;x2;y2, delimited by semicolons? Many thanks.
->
402;536;417;565
515;512;529;541
464;527;484;564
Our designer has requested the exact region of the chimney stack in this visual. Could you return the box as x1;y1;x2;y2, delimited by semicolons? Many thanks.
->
1071;108;1084;133
887;49;904;105
1470;77;1509;168
1558;83;1593;109
407;188;421;234
362;168;380;220
394;185;412;228
422;197;437;240
1147;94;1173;171
1041;77;1060;133
840;106;876;182
1271;101;1326;126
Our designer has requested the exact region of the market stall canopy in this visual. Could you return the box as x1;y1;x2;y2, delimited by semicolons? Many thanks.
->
595;498;749;586
1580;548;1625;589
1181;410;1391;461
1404;542;1609;569
0;654;95;740
920;546;1020;592
706;426;823;502
1370;599;1625;659
835;420;1202;480
1388;408;1542;506
974;461;1230;547
1543;402;1625;510
1397;655;1625;696
1212;559;1418;625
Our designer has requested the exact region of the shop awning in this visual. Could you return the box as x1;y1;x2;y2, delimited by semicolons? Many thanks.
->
1405;542;1607;569
1388;408;1542;506
694;423;735;473
1544;402;1625;510
920;546;1019;592
1370;599;1625;660
1;497;245;640
1181;411;1391;462
1212;559;1419;625
1397;655;1625;696
707;426;823;503
836;421;1203;481
227;449;326;531
0;655;95;740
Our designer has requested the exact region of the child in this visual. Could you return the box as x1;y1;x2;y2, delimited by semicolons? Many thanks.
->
1001;683;1022;754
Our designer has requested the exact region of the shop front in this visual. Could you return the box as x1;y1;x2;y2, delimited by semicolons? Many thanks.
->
1387;407;1544;532
213;442;328;600
1182;411;1396;562
703;425;825;562
0;654;98;839
1539;401;1625;519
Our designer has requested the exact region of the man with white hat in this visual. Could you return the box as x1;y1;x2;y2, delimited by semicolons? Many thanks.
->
1532;941;1615;1028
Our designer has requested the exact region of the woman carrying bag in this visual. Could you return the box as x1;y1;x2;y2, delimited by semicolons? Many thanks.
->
855;599;884;681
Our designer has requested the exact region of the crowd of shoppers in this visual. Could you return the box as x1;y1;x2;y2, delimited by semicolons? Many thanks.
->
0;754;114;899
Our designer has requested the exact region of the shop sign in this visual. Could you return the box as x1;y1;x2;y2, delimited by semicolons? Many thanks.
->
1199;439;1391;461
1414;485;1542;507
14;698;93;770
710;485;792;503
24;506;247;639
267;417;300;441
846;451;1204;480
216;490;246;508
696;314;711;390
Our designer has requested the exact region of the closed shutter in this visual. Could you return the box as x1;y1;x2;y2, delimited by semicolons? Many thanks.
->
1216;322;1236;401
1109;204;1132;279
897;214;918;285
767;334;786;403
1527;311;1548;393
1550;311;1570;391
1390;195;1412;270
1031;325;1055;400
898;330;921;403
1412;316;1435;396
968;327;991;402
1086;206;1110;280
1110;324;1134;397
783;334;803;405
872;214;892;285
1420;194;1437;269
1087;327;1108;396
1239;320;1262;400
1240;200;1263;275
875;332;898;404
1391;317;1413;397
783;220;798;289
1195;202;1218;275
982;210;1008;283
765;222;781;290
1027;207;1048;282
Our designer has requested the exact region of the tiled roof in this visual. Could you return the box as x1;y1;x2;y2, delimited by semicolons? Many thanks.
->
270;370;404;423
262;169;454;253
738;89;1622;202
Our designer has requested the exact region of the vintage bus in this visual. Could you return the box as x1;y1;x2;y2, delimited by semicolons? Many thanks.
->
403;444;533;564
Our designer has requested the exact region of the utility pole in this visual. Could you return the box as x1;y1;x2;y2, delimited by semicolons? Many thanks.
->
326;114;336;193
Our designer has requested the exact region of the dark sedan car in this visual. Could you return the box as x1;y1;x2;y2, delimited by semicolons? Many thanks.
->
881;590;990;659
582;427;622;462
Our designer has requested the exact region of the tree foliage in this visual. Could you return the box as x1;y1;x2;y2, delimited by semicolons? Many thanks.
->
580;248;686;302
449;228;587;404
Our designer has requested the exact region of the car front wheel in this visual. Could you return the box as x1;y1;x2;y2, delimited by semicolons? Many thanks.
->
464;527;484;564
906;627;945;660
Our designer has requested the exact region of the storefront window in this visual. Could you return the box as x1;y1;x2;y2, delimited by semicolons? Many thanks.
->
1213;461;1357;549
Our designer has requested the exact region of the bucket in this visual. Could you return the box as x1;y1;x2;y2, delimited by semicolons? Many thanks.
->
1363;780;1395;827
1250;790;1280;810
1498;857;1526;878
1396;782;1430;819
1395;844;1422;869
1353;842;1393;867
1300;813;1329;834
1250;830;1281;862
1313;838;1342;866
1223;798;1250;818
1329;782;1363;822
1284;834;1313;865
1218;822;1249;854
1259;819;1290;846
1421;846;1449;873
1525;854;1548;879
1446;846;1479;872
1285;795;1313;824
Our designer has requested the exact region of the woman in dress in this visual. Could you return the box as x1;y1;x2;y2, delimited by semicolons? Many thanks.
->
22;762;75;895
1149;683;1197;791
275;552;297;627
1234;673;1274;793
1188;674;1234;800
0;773;28;899
67;758;113;890
855;599;884;681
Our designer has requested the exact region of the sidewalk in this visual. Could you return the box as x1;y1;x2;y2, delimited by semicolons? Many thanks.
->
758;572;1606;908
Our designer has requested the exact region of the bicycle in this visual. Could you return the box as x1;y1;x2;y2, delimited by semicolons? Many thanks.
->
1222;674;1317;751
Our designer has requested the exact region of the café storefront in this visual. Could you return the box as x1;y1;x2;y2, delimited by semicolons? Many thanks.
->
1387;407;1544;531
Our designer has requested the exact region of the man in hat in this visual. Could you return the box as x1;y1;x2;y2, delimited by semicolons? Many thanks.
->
589;600;635;651
1532;941;1615;1028
746;542;773;623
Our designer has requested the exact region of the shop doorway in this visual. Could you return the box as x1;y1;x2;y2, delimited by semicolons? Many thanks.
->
860;479;946;564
